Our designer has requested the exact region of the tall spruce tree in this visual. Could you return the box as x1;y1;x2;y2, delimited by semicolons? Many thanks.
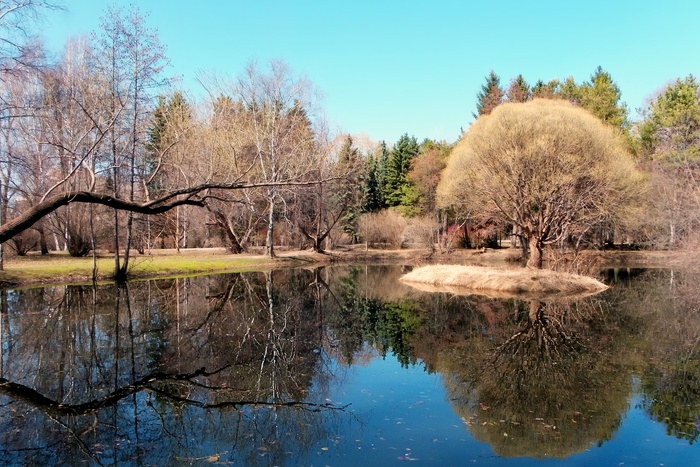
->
383;133;419;207
362;155;382;212
474;70;504;118
579;66;628;130
337;135;362;239
376;141;389;207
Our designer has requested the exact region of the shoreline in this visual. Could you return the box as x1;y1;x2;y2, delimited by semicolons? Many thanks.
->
0;246;691;289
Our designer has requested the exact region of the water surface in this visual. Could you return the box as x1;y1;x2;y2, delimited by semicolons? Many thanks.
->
0;266;698;465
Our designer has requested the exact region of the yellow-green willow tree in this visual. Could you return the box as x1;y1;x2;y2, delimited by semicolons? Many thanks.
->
437;99;645;268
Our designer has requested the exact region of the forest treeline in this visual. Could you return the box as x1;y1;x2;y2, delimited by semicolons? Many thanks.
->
1;2;698;277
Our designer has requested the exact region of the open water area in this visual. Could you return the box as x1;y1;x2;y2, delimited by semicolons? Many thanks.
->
0;265;698;466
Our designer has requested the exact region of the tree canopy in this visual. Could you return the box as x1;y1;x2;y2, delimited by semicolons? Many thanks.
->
437;99;646;268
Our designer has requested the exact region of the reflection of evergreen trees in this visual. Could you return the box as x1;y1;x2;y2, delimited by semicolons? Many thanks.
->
319;266;421;367
618;268;700;444
642;365;700;443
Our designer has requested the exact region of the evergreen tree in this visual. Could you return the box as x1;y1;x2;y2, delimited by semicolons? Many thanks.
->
376;141;389;207
145;91;191;193
383;134;419;207
559;76;581;103
506;74;531;103
146;95;167;158
579;66;628;130
640;75;700;159
531;79;560;99
474;70;504;118
362;155;382;212
337;135;362;238
338;134;359;165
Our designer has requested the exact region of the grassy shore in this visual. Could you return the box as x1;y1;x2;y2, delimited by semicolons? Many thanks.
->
0;245;690;289
0;248;322;288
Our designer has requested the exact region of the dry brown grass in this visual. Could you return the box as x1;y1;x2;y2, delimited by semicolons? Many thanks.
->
399;264;608;299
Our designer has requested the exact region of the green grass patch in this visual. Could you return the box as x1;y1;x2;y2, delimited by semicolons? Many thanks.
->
0;251;298;287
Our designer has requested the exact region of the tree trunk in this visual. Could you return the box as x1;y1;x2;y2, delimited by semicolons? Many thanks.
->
113;208;121;278
528;300;542;323
526;236;543;269
120;213;133;278
265;196;275;258
37;222;49;255
210;209;244;253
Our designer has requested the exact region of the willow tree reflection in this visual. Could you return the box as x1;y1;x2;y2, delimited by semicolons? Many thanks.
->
414;294;637;458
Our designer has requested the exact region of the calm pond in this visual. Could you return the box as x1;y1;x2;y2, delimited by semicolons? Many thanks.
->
0;265;699;465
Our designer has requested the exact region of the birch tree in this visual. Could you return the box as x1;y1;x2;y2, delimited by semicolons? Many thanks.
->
234;60;319;258
93;4;167;279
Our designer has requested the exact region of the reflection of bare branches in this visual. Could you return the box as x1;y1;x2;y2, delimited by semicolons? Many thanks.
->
495;300;582;364
0;365;349;418
46;414;104;466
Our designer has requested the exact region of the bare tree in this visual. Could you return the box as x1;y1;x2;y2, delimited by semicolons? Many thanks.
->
0;1;62;268
92;4;168;279
0;1;62;80
235;60;320;257
0;56;337;272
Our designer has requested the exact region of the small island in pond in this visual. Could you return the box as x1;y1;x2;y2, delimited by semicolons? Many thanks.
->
400;264;609;299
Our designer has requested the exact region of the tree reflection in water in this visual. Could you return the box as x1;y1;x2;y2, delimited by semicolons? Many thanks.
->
624;268;700;444
415;294;638;459
1;265;699;463
0;271;350;465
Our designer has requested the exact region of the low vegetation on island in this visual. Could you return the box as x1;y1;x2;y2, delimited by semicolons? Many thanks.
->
400;265;609;299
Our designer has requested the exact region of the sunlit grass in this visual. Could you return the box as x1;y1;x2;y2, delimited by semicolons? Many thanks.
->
0;249;293;286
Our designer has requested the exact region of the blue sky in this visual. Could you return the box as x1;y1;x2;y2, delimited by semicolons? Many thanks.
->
41;1;699;145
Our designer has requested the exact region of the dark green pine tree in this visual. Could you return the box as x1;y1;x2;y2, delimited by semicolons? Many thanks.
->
146;95;167;159
376;141;390;208
579;66;628;130
383;134;419;207
337;135;363;239
362;155;382;212
338;134;359;165
474;70;504;118
145;91;191;195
